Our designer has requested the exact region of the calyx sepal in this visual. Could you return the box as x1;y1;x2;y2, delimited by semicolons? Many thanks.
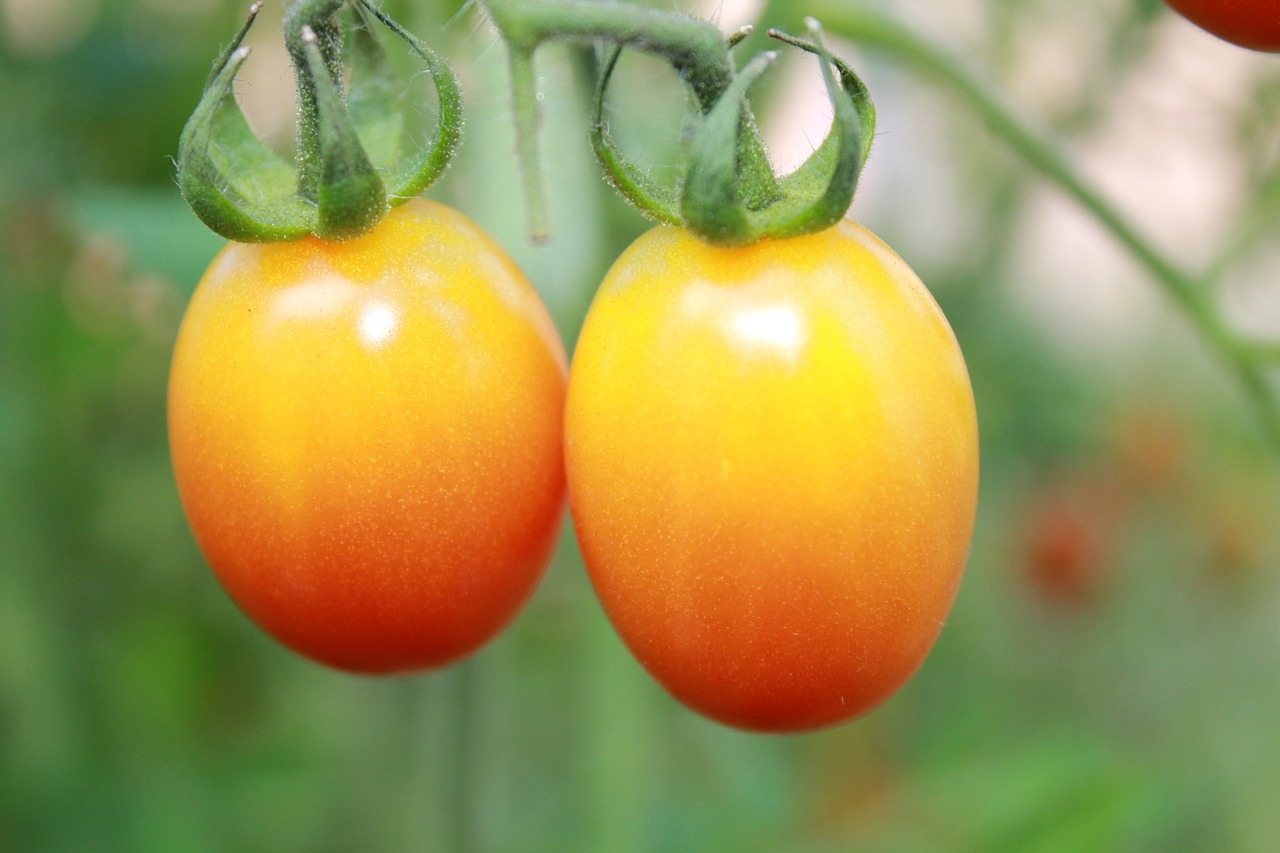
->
177;0;462;242
590;18;876;246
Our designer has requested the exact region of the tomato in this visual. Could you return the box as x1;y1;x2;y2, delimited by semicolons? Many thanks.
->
168;199;566;673
1163;0;1280;51
1023;495;1109;609
564;222;979;732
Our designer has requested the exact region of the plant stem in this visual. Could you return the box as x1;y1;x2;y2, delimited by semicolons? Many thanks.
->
477;0;778;238
483;0;735;107
810;2;1280;448
1247;341;1280;363
506;46;551;242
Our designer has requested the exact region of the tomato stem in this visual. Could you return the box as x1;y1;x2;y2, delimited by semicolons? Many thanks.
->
506;46;552;244
477;0;873;246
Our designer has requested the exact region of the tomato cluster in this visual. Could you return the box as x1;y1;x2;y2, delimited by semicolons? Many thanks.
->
171;206;977;730
170;0;979;733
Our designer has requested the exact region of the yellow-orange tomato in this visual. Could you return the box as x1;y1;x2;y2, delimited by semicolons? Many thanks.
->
169;199;566;673
565;222;979;732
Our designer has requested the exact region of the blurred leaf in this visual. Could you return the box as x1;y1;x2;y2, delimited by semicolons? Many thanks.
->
70;187;224;291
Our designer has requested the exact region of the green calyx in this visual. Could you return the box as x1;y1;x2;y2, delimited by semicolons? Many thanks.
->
177;0;462;243
479;0;874;247
593;19;875;247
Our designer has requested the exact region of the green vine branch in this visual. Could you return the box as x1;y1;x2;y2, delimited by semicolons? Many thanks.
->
808;1;1280;448
1248;341;1280;363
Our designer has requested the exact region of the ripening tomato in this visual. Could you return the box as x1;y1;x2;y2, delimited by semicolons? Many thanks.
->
169;199;566;673
1023;494;1109;609
1163;0;1280;51
565;222;979;732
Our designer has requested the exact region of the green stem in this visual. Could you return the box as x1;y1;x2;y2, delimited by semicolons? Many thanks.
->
812;2;1280;448
478;0;779;238
507;47;551;242
1248;342;1280;363
483;0;735;107
1204;168;1280;286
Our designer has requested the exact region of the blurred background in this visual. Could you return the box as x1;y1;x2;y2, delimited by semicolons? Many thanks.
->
3;0;1280;850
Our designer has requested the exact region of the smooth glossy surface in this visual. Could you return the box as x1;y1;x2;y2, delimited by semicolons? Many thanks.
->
565;222;979;732
1165;0;1280;51
169;199;566;673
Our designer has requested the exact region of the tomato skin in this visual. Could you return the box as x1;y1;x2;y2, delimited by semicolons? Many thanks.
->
565;222;979;732
168;199;566;673
1164;0;1280;51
